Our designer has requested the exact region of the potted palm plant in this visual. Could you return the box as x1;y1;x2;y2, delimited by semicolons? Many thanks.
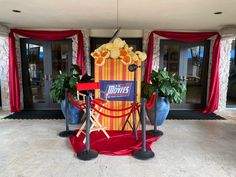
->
141;68;186;125
50;64;93;124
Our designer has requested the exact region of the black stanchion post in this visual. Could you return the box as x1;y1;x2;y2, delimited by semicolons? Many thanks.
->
122;64;139;139
132;70;138;140
147;89;163;137
77;93;98;160
133;98;154;160
59;89;75;137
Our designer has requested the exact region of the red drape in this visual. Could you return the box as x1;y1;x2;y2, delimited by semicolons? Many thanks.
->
144;31;221;113
9;29;85;112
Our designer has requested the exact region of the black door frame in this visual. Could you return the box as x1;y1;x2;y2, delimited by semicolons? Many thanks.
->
20;38;72;110
226;39;236;108
160;39;210;110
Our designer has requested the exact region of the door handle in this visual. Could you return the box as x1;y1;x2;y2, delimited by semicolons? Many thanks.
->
42;74;53;81
180;76;188;81
183;76;188;81
43;74;48;81
48;74;53;81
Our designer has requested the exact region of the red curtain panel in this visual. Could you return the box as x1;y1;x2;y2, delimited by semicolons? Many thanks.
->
144;31;221;113
8;29;85;112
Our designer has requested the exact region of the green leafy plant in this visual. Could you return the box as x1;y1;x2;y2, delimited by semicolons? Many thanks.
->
141;69;186;103
50;65;93;103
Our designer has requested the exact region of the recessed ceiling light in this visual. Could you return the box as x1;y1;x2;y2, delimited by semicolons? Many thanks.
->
12;10;21;13
214;12;223;15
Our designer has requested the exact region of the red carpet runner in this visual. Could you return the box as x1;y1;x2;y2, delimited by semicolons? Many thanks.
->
69;130;161;156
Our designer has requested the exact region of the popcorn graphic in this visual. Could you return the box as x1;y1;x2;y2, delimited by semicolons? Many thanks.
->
91;38;147;66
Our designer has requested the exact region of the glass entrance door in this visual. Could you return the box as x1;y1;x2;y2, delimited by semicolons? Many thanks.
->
21;39;72;110
226;40;236;107
160;40;210;109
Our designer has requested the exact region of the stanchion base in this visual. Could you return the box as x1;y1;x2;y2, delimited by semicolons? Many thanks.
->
133;149;155;160
77;150;98;161
147;130;163;137
58;130;75;137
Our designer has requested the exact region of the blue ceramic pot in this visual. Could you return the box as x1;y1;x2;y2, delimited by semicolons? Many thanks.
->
150;97;170;126
61;100;84;124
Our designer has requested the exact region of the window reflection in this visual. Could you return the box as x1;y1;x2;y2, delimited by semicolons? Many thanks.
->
186;45;205;104
52;42;69;77
162;45;180;75
26;43;45;104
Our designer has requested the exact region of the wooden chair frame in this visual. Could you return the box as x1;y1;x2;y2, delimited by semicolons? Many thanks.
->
75;82;110;143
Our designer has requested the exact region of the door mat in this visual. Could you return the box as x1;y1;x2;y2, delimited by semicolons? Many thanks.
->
167;110;226;120
3;110;64;120
4;110;226;120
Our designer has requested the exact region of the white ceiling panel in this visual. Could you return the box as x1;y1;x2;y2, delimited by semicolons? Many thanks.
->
0;0;235;30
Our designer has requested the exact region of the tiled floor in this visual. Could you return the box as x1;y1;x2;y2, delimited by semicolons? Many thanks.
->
215;109;236;120
0;110;235;177
0;110;12;119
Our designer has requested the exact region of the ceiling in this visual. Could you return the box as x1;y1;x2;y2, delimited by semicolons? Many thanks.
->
0;0;235;31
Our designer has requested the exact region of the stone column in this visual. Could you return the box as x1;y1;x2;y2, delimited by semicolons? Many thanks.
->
15;35;24;110
218;38;234;110
152;35;160;72
72;30;91;75
206;38;215;104
82;30;90;75
0;25;10;111
142;30;160;79
142;30;150;79
142;30;151;52
217;26;236;110
72;34;78;65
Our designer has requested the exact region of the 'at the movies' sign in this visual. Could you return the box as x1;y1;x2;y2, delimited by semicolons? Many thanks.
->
99;80;136;101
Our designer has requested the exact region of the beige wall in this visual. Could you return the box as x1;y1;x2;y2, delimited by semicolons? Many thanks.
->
89;29;143;38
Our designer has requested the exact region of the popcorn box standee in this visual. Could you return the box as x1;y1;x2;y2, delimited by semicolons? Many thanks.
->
95;59;141;130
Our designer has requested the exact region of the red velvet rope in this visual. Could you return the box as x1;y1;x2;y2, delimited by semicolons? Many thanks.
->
90;103;140;119
68;92;140;118
146;93;156;110
92;99;139;112
67;93;86;110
